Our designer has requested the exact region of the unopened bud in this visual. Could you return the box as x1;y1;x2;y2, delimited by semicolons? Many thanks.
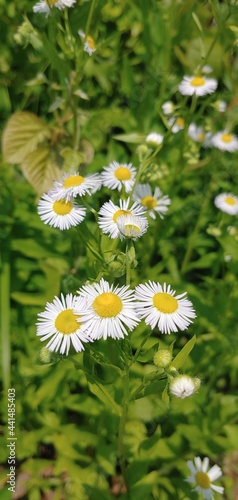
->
39;347;51;364
154;349;172;368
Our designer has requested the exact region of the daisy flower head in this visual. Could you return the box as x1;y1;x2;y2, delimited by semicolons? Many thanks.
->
101;161;137;193
33;0;76;16
188;123;206;143
76;278;139;340
98;198;145;239
116;214;149;241
78;30;96;56
50;171;101;202
186;456;224;499
135;281;196;334
145;132;164;147
214;193;238;215
36;294;91;355
161;101;174;115
170;375;200;399
178;75;218;97
212;131;238;152
168;117;185;133
37;193;86;230
133;183;171;219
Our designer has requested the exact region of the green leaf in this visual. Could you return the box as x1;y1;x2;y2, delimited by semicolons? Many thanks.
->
87;375;121;415
113;132;145;143
21;147;60;194
11;292;46;306
171;335;196;370
2;111;51;164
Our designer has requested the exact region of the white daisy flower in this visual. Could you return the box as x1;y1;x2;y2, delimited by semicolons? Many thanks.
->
169;375;199;399
186;456;224;499
98;198;145;239
161;101;174;115
33;0;76;16
178;75;218;96
212;131;238;152
135;281;196;334
101;161;137;193
116;214;149;240
168;117;185;133
50;172;101;202
37;193;86;230
36;294;91;355
78;30;97;56
145;132;164;147
214;193;238;215
133;183;171;219
75;278;139;340
214;100;227;113
188;123;206;143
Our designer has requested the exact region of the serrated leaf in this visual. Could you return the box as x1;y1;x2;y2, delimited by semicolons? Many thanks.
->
113;132;145;143
2;111;51;164
21;147;60;194
171;335;196;370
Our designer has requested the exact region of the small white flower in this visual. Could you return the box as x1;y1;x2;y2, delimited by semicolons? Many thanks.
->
135;281;196;334
33;0;76;16
78;30;96;56
214;100;227;112
169;375;197;399
162;101;174;115
186;456;224;499
188;123;206;143
145;132;164;147
201;64;213;74
116;214;149;240
214;193;238;215
36;294;91;355
37;193;86;230
212;131;238;152
101;161;137;193
168;116;185;133
133;183;171;219
178;75;218;96
75;278;139;340
50;172;101;202
98;198;145;239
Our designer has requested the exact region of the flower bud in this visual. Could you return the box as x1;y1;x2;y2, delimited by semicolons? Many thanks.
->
39;347;52;364
161;101;174;115
154;349;172;368
169;375;200;399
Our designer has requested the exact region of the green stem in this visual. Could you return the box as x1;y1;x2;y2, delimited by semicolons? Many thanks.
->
131;330;152;365
85;0;97;36
117;338;130;493
180;184;212;274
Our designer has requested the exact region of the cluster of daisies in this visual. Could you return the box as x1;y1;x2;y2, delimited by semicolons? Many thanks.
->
37;278;196;355
37;161;171;236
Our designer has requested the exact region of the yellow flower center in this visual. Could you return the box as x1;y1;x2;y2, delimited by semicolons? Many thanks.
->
141;195;157;210
86;35;96;50
55;309;81;335
195;471;211;489
47;0;58;5
63;175;85;188
190;76;205;87
175;118;185;128
123;223;141;236
115;166;131;181
225;196;236;205
113;209;131;222
53;199;73;215
153;292;178;313
93;292;122;318
198;133;205;141
221;133;232;143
